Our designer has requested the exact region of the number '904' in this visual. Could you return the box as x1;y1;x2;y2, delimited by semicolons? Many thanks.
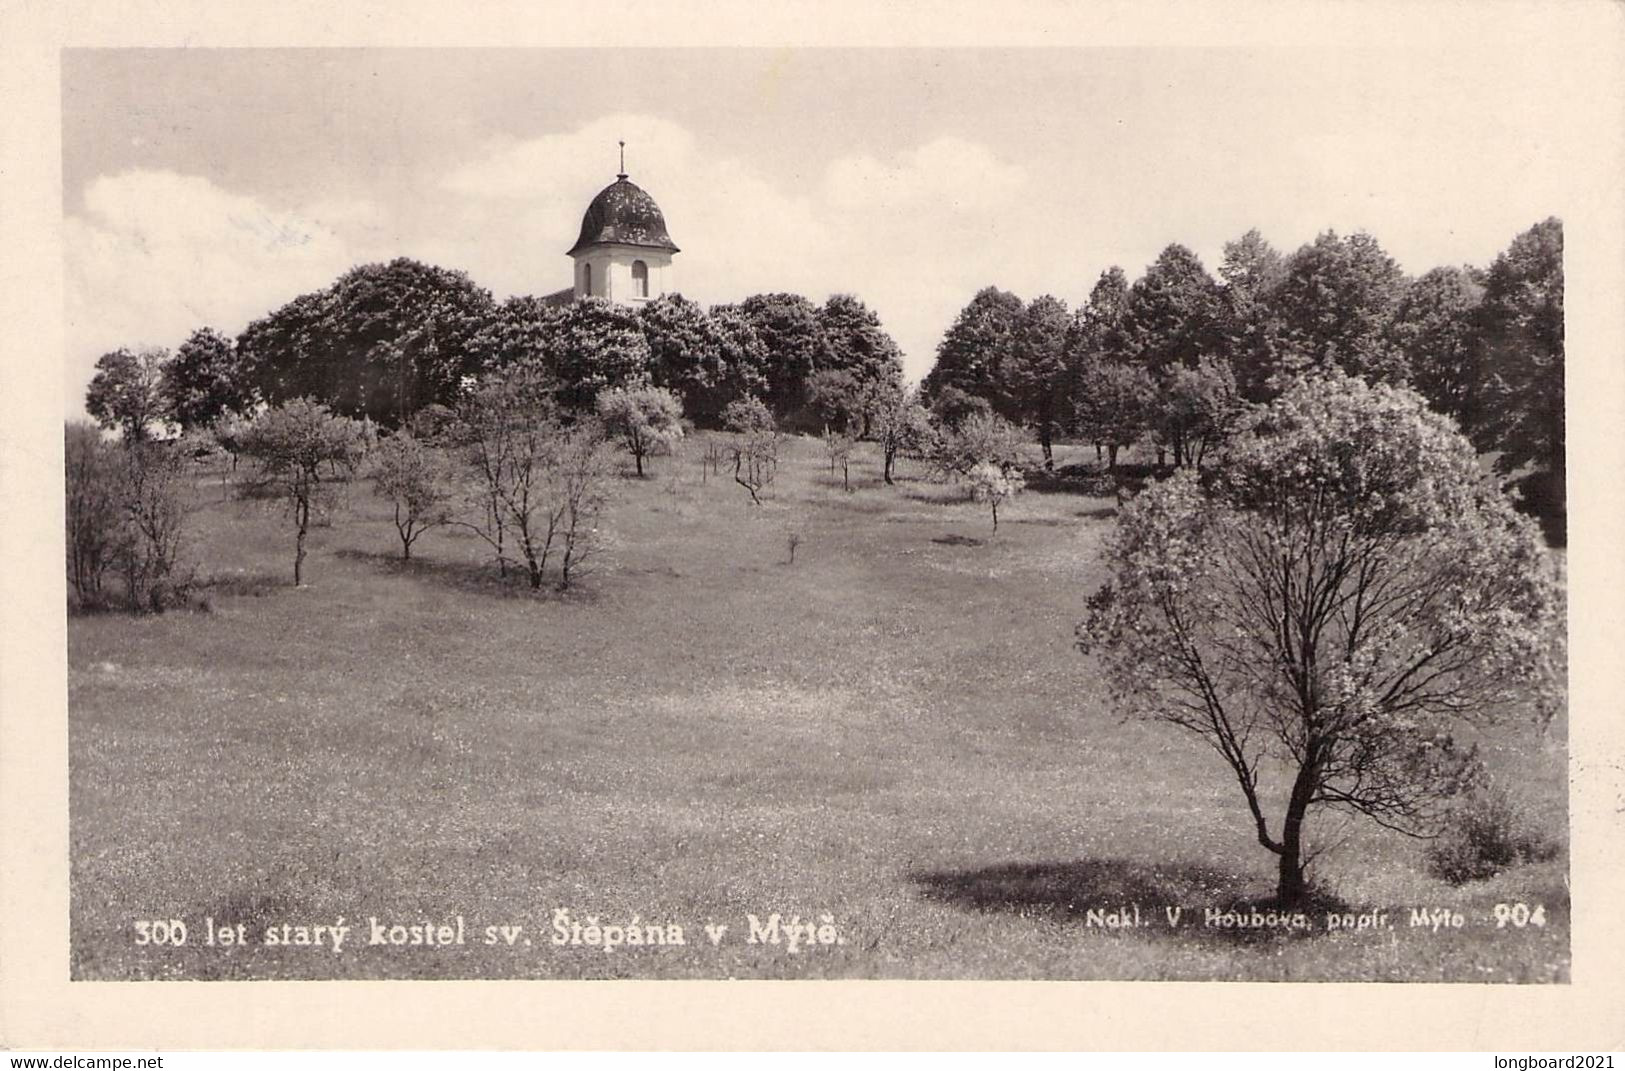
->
1491;902;1546;928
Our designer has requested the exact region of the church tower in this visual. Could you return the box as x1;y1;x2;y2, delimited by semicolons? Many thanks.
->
567;144;679;306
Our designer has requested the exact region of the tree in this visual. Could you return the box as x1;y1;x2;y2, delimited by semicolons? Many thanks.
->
209;409;257;474
450;367;557;588
1218;228;1286;298
1472;218;1565;533
1153;356;1242;469
163;327;256;431
804;368;865;433
1067;269;1136;462
922;286;1024;407
1004;294;1075;468
1079;267;1133;364
553;297;652;412
1268;231;1408;384
64;422;125;606
64;422;195;611
927;384;994;431
738;292;831;420
822;424;857;491
239;399;365;585
1079;374;1562;904
722;396;779;505
1123;245;1227;375
86;347;170;442
469;295;564;378
370;432;454;560
931;409;1028;489
239;290;340;412
642;295;765;426
1390;265;1485;428
818;293;905;426
552;423;616;592
449;368;616;589
696;303;773;427
114;441;194;611
595;385;684;477
326;258;495;424
240;259;495;426
1075;361;1155;470
1218;229;1287;400
968;461;1025;533
870;384;935;485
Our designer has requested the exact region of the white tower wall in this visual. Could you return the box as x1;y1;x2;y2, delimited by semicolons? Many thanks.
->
572;244;674;306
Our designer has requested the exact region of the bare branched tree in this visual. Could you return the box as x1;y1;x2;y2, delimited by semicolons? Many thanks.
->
451;368;615;590
722;397;779;506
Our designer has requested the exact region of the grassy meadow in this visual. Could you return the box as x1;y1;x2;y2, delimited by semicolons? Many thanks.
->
68;434;1570;981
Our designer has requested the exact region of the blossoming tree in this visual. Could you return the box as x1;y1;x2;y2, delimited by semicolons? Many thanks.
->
1078;374;1562;904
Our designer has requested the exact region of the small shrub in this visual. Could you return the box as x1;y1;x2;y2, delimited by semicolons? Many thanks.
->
410;403;457;442
1425;784;1559;884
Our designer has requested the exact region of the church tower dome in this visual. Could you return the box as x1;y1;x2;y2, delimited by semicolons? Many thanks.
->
567;144;678;306
567;177;680;257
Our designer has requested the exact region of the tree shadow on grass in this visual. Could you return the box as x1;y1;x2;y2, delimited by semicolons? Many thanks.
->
1024;462;1161;499
816;494;894;516
196;569;287;598
911;857;1354;944
901;486;968;506
1021;469;1098;496
335;547;578;600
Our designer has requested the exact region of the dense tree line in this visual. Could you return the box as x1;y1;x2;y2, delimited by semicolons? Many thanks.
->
922;219;1565;531
85;258;907;449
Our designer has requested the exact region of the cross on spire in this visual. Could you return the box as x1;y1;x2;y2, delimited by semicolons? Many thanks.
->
617;140;627;180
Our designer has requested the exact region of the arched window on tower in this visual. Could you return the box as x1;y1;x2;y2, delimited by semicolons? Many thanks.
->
632;260;649;298
582;263;593;296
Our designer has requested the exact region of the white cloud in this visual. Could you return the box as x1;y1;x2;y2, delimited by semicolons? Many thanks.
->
438;113;830;299
64;170;372;415
444;114;700;204
823;136;1029;216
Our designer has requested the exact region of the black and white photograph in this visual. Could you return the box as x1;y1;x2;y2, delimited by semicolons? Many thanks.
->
5;0;1625;1052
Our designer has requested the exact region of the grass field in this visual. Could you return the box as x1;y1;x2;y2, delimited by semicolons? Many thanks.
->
68;435;1570;981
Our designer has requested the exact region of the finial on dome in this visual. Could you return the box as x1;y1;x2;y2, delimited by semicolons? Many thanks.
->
617;140;627;180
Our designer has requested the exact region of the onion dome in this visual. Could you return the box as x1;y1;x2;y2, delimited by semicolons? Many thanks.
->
566;174;680;256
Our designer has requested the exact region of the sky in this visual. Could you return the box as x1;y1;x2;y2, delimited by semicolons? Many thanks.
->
60;46;1596;416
